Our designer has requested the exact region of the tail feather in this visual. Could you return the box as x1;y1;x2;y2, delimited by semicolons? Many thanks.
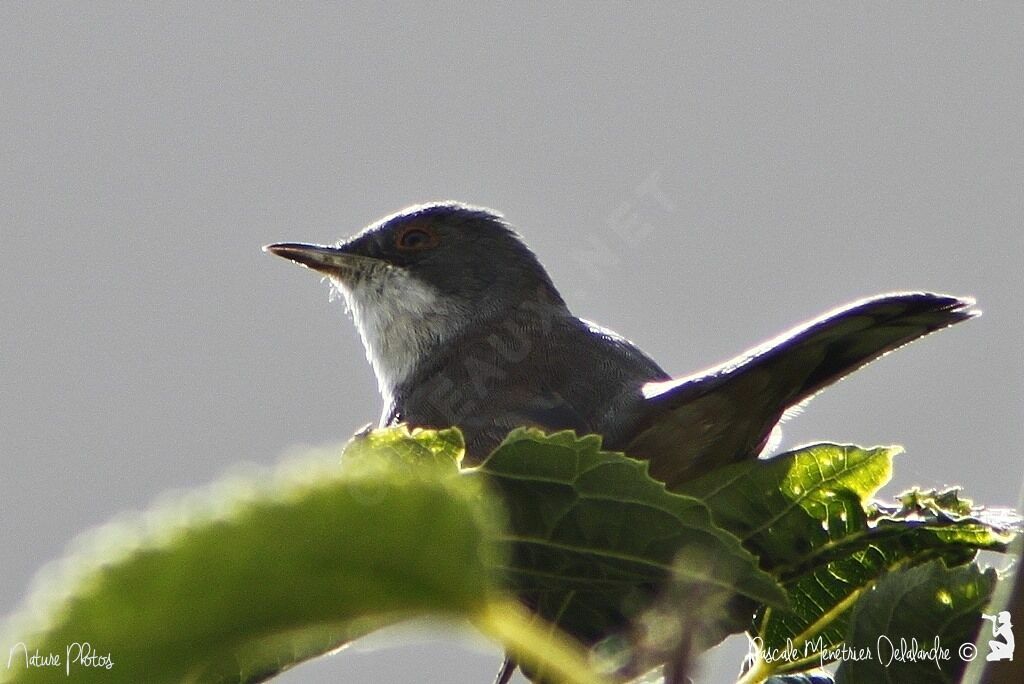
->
720;292;976;409
616;292;977;488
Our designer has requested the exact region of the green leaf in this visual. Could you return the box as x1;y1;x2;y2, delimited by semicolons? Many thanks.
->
472;428;786;655
1;428;504;684
342;424;467;471
892;486;977;518
834;560;996;684
677;443;1013;678
675;443;898;571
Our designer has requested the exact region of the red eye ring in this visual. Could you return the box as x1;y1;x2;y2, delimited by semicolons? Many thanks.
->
395;225;440;251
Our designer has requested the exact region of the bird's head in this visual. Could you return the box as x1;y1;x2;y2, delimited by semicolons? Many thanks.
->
265;202;564;394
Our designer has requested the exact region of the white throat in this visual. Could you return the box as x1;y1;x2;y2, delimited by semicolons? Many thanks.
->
330;267;461;403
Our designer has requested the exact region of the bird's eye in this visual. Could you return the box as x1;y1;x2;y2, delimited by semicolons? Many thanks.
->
395;226;439;251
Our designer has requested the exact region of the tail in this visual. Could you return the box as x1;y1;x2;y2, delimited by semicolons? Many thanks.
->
615;293;977;488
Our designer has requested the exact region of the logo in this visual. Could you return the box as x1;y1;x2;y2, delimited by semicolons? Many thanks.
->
6;642;114;675
982;611;1015;661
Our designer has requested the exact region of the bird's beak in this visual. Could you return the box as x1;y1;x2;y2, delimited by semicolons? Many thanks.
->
263;242;378;279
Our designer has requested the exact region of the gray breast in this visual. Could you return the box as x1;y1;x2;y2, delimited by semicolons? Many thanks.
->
388;312;669;463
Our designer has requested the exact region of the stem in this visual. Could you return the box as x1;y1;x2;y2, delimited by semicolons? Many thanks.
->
473;598;611;684
736;588;864;684
737;559;914;684
735;652;774;684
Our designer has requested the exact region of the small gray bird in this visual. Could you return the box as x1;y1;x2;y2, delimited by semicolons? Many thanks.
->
266;202;975;486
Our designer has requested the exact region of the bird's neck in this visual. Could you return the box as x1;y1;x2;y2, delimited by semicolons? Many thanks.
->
334;277;455;406
336;272;570;407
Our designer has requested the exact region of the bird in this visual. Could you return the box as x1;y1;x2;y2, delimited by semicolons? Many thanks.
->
265;201;976;488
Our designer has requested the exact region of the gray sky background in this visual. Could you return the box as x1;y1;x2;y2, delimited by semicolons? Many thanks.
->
2;4;1022;683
